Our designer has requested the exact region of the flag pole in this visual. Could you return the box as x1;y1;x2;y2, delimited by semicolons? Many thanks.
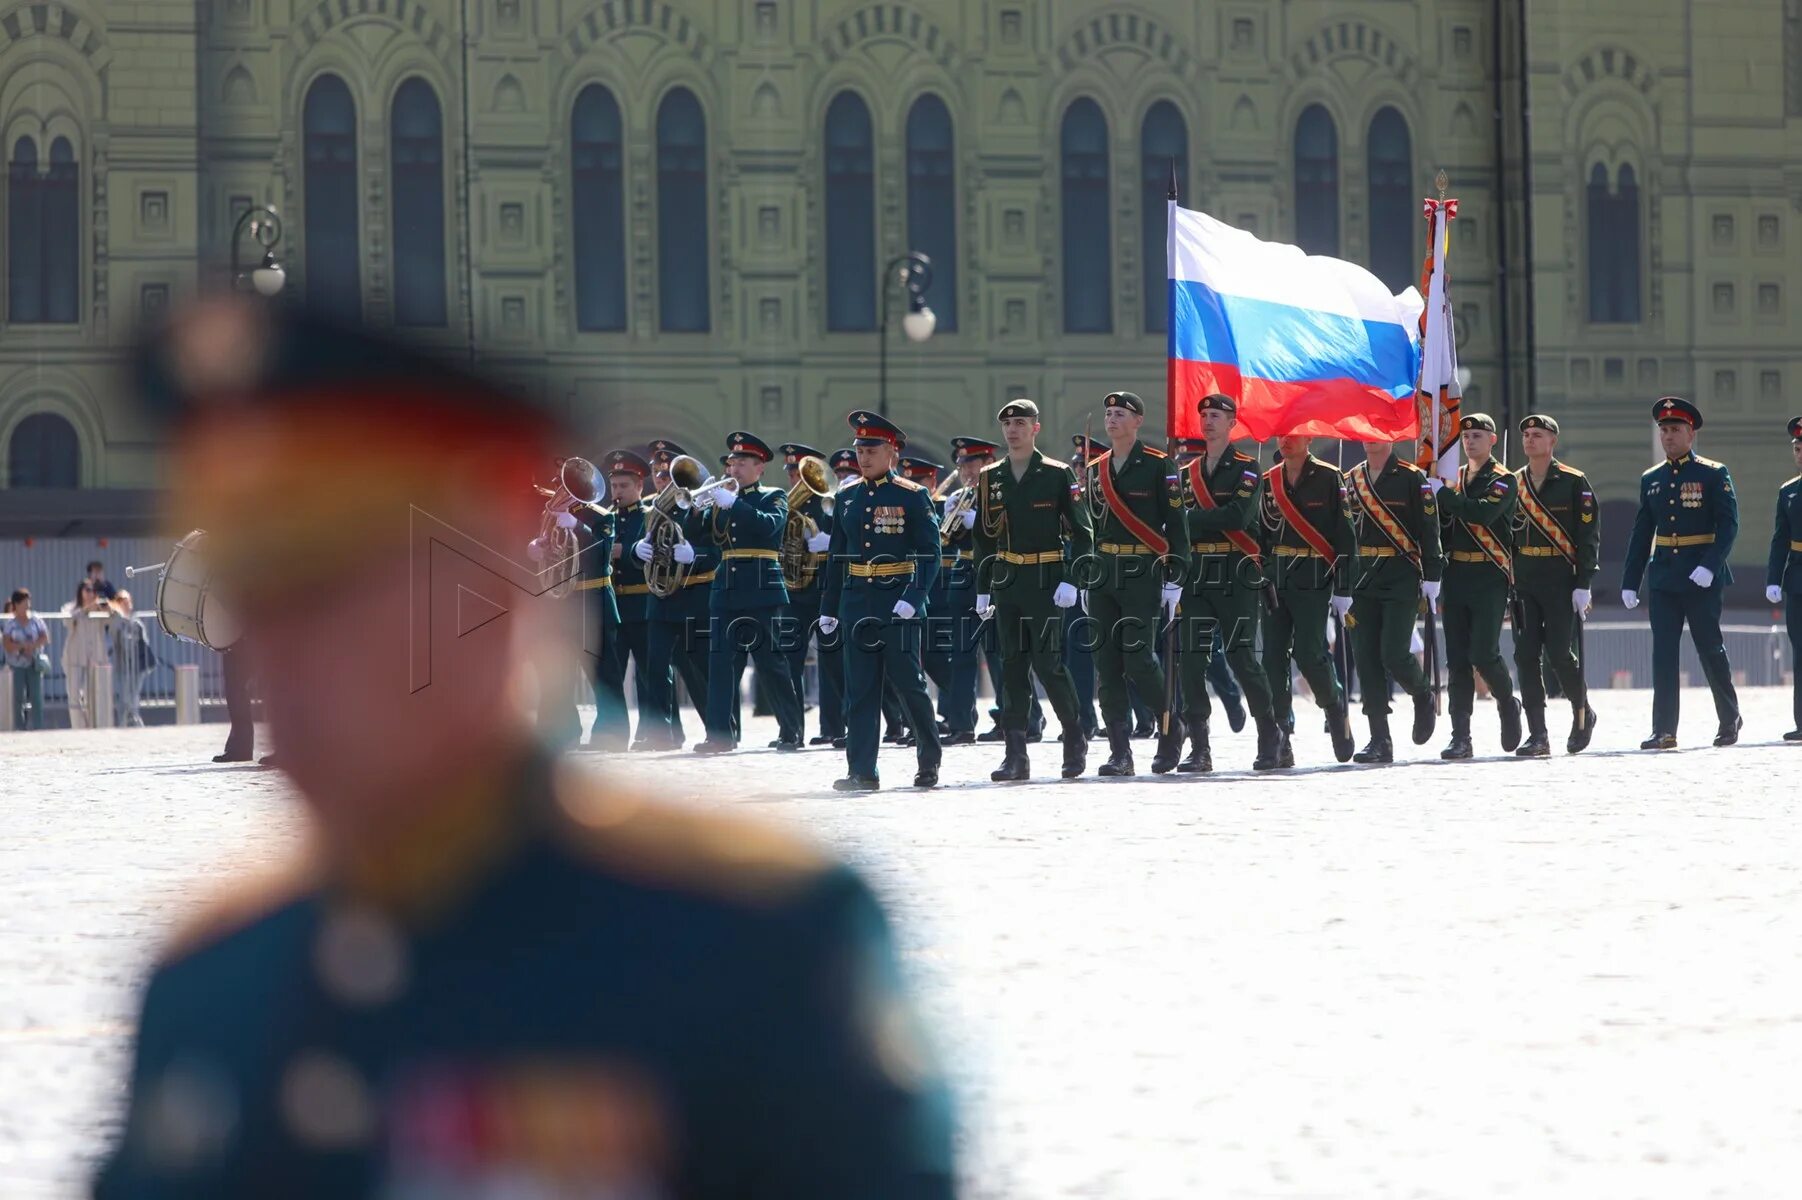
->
1163;157;1182;741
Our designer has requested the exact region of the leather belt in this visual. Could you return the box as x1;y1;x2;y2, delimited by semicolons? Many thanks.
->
848;561;915;578
574;577;613;590
1273;545;1324;558
1448;550;1491;563
723;548;780;560
1792;540;1802;552
1653;534;1715;548
682;571;716;587
1516;545;1561;558
1098;541;1156;555
616;583;652;596
1190;541;1236;554
997;550;1063;565
1358;546;1400;558
941;551;972;566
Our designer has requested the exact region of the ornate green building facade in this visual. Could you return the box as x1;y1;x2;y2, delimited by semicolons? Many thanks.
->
1;0;1799;557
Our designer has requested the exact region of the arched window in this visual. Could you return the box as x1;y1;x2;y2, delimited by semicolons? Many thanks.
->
7;137;80;324
1588;163;1642;324
303;74;361;320
905;93;956;332
824;91;875;332
656;87;709;332
1294;104;1340;256
1366;107;1413;291
1061;97;1111;333
390;78;446;327
1140;101;1186;334
7;412;79;488
571;84;626;332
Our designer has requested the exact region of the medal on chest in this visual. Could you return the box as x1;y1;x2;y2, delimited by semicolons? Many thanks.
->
1680;481;1703;509
874;504;906;534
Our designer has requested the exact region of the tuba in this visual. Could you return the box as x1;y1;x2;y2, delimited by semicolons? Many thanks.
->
779;455;834;590
529;457;605;600
644;454;739;597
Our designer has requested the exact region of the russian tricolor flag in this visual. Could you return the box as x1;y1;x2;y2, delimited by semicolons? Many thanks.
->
1167;201;1424;444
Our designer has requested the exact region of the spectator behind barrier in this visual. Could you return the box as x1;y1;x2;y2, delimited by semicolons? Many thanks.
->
4;588;51;730
85;560;118;602
111;589;154;727
62;580;112;729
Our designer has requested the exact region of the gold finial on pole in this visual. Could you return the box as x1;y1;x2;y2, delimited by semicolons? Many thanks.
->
1434;169;1449;200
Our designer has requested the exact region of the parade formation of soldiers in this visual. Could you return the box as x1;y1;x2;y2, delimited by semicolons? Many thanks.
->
569;394;1802;790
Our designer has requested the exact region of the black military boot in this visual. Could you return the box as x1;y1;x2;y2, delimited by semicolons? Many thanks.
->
1714;715;1743;747
990;730;1030;781
1252;714;1284;771
1410;689;1437;745
1277;727;1295;768
977;723;1006;743
1098;726;1135;776
1177;718;1212;773
1516;708;1551;757
1150;713;1185;774
1497;695;1523;753
1640;731;1677;750
1060;728;1087;778
1440;724;1474;760
1353;714;1393;764
1326;700;1356;763
1567;704;1598;754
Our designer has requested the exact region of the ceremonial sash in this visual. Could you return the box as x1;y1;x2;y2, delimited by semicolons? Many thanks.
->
1455;466;1514;583
1094;450;1170;556
1348;462;1420;570
1518;470;1576;566
1186;457;1262;563
1267;464;1337;566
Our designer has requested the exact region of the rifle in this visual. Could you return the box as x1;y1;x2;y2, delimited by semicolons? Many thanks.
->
1423;596;1443;716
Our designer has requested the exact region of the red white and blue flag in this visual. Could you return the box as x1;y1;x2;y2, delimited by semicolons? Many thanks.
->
1165;200;1424;444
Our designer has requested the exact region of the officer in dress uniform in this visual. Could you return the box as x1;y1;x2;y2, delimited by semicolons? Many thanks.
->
1511;414;1601;756
776;443;838;745
631;449;718;750
1621;396;1743;749
972;398;1092;782
684;432;806;754
936;437;995;744
100;300;956;1198
1430;414;1524;760
1258;433;1358;764
1176;395;1287;772
1345;436;1443;763
820;413;944;791
595;453;650;750
1769;417;1802;741
1082;390;1190;776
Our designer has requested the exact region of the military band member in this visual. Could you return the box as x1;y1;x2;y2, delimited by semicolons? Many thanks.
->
1177;395;1286;772
1345;437;1442;763
1430;414;1524;759
647;438;689;496
1511;414;1600;756
565;452;621;749
1259;433;1357;764
628;451;717;750
1083;390;1190;775
821;413;943;791
901;456;953;739
595;453;650;750
973;398;1092;782
645;437;710;743
1622;397;1742;748
777;443;839;744
936;438;996;744
686;432;805;754
1770;417;1802;741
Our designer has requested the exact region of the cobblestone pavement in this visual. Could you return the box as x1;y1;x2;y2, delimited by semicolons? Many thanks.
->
4;686;1801;1198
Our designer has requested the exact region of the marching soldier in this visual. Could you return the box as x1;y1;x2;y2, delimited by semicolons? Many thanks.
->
936;438;995;744
1511;414;1600;756
1083;390;1189;775
819;412;943;790
563;453;620;749
1176;395;1286;772
595;452;650;750
1770;416;1802;741
1621;396;1742;748
1430;414;1524;759
777;442;839;744
1259;433;1357;764
686;432;806;754
1064;433;1106;741
902;456;953;739
631;450;716;750
972;398;1092;781
1345;436;1442;763
647;438;689;496
645;438;708;743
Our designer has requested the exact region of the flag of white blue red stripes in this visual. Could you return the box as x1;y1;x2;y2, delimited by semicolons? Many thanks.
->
1166;201;1424;444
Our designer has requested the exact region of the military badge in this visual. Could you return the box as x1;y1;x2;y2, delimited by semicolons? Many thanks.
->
1681;482;1703;509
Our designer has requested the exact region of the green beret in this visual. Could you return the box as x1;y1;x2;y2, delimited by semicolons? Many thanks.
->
1459;413;1498;434
1197;394;1236;415
1519;414;1560;435
1104;390;1145;415
997;398;1040;421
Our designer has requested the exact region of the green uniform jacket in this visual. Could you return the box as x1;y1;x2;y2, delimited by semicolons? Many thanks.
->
1347;456;1444;590
1258;456;1354;597
1438;458;1518;578
1512;459;1600;591
974;449;1094;597
1770;474;1802;595
1180;445;1262;589
1085;441;1190;590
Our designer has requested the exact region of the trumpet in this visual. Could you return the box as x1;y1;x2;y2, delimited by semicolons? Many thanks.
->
529;457;606;599
940;484;976;546
644;454;737;597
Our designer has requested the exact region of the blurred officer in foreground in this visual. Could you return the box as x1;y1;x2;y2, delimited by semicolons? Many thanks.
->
1771;416;1802;741
96;299;955;1198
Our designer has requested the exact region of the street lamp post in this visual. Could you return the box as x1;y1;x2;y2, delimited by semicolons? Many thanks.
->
877;251;936;420
230;205;287;297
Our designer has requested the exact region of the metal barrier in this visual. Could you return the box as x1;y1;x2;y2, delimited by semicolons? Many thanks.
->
3;610;226;729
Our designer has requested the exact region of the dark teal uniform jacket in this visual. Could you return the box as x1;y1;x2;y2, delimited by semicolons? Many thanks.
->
1621;453;1738;592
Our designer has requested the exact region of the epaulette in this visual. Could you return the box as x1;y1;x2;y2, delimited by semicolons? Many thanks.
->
160;853;322;964
1040;455;1070;469
1395;459;1426;476
1785;474;1802;490
1693;455;1726;472
1641;462;1665;479
837;476;863;494
1142;445;1168;458
555;763;833;908
979;459;1004;475
892;475;925;492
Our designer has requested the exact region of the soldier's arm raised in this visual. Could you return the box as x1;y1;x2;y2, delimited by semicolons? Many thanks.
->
731;485;788;541
1440;469;1517;527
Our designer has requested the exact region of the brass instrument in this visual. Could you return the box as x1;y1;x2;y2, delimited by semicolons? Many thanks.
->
779;455;834;590
644;454;739;598
530;457;605;600
940;483;976;546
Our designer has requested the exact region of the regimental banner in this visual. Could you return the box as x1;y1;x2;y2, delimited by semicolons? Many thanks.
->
1414;190;1462;482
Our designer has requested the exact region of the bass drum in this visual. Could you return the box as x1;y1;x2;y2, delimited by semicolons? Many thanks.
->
155;530;242;651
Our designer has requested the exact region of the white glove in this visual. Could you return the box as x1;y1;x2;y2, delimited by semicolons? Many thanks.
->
633;539;654;562
805;530;831;553
817;615;839;636
1572;588;1592;615
1688;566;1714;589
975;593;994;619
1420;579;1441;607
712;486;737;510
554;511;578;529
1052;582;1079;609
527;537;545;562
1767;585;1785;605
1330;594;1353;619
672;542;695;565
960;508;976;529
892;599;916;620
1621;589;1640;610
1161;582;1182;619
